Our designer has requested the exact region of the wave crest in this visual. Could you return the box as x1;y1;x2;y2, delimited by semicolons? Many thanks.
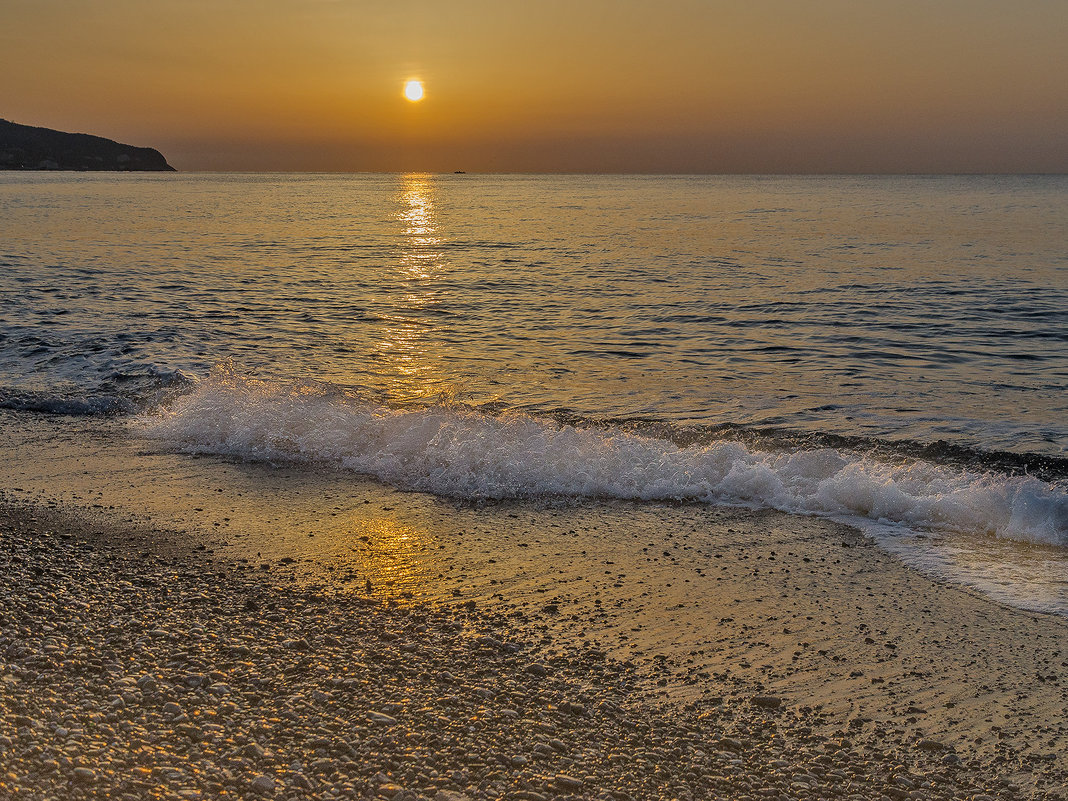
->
136;370;1067;547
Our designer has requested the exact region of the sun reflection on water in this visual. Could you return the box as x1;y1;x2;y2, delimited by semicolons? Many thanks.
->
397;173;443;280
373;174;451;402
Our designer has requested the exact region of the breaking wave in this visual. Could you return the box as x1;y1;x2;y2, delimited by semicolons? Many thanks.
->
135;369;1068;548
0;388;136;416
0;366;195;417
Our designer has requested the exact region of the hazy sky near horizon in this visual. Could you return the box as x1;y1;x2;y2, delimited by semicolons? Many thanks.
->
4;0;1067;173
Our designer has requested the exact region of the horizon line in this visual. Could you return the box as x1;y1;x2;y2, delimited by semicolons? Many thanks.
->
7;169;1068;178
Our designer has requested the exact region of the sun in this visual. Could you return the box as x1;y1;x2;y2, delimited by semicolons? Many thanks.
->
403;80;424;102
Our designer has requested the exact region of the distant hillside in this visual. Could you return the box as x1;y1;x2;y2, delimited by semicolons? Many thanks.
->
0;119;175;171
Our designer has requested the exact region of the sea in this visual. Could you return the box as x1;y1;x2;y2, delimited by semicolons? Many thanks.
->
1;172;1066;616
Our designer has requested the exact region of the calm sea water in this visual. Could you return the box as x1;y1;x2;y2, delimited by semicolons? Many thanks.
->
2;172;1066;611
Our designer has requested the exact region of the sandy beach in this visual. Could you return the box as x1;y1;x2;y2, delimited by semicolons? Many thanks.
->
1;491;1065;801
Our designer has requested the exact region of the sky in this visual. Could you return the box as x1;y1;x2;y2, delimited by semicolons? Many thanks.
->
3;0;1067;173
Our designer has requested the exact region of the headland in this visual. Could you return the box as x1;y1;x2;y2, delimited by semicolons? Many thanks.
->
0;119;174;171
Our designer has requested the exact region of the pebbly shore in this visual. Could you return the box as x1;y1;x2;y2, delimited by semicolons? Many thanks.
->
2;502;1065;801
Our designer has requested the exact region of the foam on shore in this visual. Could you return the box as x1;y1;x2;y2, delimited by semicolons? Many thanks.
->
137;370;1067;548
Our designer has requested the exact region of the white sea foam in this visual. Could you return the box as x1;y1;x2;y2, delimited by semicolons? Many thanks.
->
136;371;1068;547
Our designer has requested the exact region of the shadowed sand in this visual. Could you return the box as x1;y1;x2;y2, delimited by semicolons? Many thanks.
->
1;412;1067;799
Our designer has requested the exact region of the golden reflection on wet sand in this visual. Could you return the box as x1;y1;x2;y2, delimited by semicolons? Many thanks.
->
329;513;438;598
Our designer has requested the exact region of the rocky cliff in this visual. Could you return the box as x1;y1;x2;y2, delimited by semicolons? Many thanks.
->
0;119;175;171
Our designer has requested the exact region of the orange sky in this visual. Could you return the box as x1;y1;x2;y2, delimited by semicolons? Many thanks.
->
4;0;1067;172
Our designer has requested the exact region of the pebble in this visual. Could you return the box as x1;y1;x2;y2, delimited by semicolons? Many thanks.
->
245;742;266;758
0;503;1061;801
751;695;782;709
249;774;275;795
555;773;584;790
917;738;948;752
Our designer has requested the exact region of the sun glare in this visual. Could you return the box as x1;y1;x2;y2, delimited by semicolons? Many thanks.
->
403;80;424;102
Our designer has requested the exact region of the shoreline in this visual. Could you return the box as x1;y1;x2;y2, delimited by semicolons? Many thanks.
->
2;498;1066;800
